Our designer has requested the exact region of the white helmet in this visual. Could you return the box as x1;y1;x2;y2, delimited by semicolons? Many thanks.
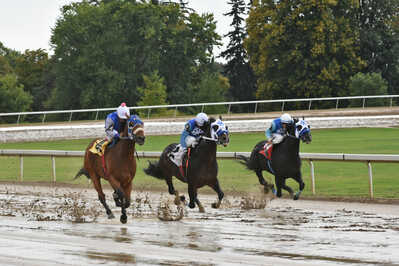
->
280;113;293;124
195;112;209;126
116;102;130;119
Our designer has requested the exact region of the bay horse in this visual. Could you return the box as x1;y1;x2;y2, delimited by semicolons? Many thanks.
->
144;118;229;212
237;118;312;200
74;115;145;223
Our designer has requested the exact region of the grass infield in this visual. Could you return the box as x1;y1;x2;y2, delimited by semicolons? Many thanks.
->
0;127;398;199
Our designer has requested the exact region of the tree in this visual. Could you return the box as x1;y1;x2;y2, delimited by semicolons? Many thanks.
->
221;0;256;111
246;0;364;108
0;74;32;115
49;0;221;115
348;72;388;106
14;49;52;111
137;71;168;110
356;0;399;95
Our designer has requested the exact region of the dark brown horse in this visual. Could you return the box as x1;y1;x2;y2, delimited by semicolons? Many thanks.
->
74;115;145;223
144;118;229;212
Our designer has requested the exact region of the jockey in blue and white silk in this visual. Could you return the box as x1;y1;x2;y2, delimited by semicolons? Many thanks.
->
105;103;130;147
171;112;209;166
265;113;294;145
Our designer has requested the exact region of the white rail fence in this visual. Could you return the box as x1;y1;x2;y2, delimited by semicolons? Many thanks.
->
1;94;398;123
1;149;398;198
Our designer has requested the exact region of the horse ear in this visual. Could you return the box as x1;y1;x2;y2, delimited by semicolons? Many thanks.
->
209;117;216;123
219;115;223;120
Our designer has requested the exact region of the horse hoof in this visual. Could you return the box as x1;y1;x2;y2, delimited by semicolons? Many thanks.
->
199;206;205;213
108;213;115;219
189;202;195;209
120;214;127;224
180;195;186;202
263;185;270;194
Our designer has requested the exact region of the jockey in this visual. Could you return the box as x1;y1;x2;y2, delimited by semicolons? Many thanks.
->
170;112;209;166
105;102;130;148
266;113;294;146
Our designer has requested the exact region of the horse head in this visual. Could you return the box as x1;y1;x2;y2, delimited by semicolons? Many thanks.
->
126;115;145;145
295;119;312;144
210;118;230;147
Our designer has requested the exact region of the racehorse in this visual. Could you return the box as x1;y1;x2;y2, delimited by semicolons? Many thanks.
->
144;118;229;212
74;115;145;223
237;118;312;200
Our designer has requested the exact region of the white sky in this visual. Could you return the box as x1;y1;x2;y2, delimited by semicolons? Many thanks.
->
0;0;232;61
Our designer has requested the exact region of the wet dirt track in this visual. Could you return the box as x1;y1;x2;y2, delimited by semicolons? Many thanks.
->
0;184;398;266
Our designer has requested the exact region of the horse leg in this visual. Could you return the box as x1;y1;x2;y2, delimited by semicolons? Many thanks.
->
280;178;294;198
256;170;274;194
92;175;114;219
210;179;224;209
166;176;184;205
274;176;285;198
107;176;127;208
188;182;204;212
195;197;205;213
292;173;305;200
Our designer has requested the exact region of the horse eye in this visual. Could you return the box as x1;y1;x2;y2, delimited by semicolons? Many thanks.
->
297;125;303;131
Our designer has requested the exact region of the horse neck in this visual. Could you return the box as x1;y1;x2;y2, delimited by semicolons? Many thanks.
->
197;140;217;160
279;136;300;155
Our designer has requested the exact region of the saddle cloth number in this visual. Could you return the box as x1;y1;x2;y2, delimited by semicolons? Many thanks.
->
89;139;109;156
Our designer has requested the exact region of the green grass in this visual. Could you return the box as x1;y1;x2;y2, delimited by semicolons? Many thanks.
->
1;127;399;199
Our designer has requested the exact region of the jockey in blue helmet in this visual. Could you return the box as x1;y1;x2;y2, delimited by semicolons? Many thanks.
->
170;112;209;166
266;113;294;145
105;102;130;148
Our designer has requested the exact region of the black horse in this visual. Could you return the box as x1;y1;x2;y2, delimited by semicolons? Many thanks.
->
144;118;229;212
237;118;312;200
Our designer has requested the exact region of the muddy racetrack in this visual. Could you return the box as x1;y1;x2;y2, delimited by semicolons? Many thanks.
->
0;183;398;266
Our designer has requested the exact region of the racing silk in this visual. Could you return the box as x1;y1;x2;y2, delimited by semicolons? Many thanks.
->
105;112;124;140
265;118;286;139
180;119;205;148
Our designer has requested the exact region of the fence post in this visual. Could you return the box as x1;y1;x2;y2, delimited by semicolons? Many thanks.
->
308;100;312;111
362;98;366;108
309;160;315;195
227;104;231;116
174;107;177;118
147;109;151;119
19;155;23;182
201;105;204;113
17;114;20;124
42;114;46;123
390;98;393;108
254;103;258;114
336;99;339;109
69;112;73;122
281;101;285;112
367;161;374;199
95;110;99;120
51;156;56;182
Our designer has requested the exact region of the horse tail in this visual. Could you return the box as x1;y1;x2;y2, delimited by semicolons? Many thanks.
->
74;167;90;180
236;154;256;171
144;160;164;180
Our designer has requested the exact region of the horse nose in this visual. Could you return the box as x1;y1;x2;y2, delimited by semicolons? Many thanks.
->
138;136;145;145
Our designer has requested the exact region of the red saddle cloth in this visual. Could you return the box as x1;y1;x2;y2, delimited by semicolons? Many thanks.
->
259;144;273;160
179;148;191;177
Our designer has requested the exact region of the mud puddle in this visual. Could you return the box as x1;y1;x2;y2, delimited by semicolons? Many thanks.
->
0;184;398;265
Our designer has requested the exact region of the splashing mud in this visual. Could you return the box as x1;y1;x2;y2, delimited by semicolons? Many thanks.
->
0;183;399;266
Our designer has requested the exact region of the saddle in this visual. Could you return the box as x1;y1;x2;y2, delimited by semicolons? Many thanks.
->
89;139;110;156
259;143;274;174
168;145;191;178
259;143;273;160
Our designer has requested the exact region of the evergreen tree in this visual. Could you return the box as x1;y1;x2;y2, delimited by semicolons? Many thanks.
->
221;0;256;110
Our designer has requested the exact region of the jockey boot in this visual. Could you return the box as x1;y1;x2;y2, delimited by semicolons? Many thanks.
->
169;147;186;167
107;137;118;149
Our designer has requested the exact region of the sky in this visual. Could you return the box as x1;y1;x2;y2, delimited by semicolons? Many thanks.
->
0;0;233;61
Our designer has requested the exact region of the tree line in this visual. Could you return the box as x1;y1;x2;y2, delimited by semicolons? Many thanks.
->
1;0;398;121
